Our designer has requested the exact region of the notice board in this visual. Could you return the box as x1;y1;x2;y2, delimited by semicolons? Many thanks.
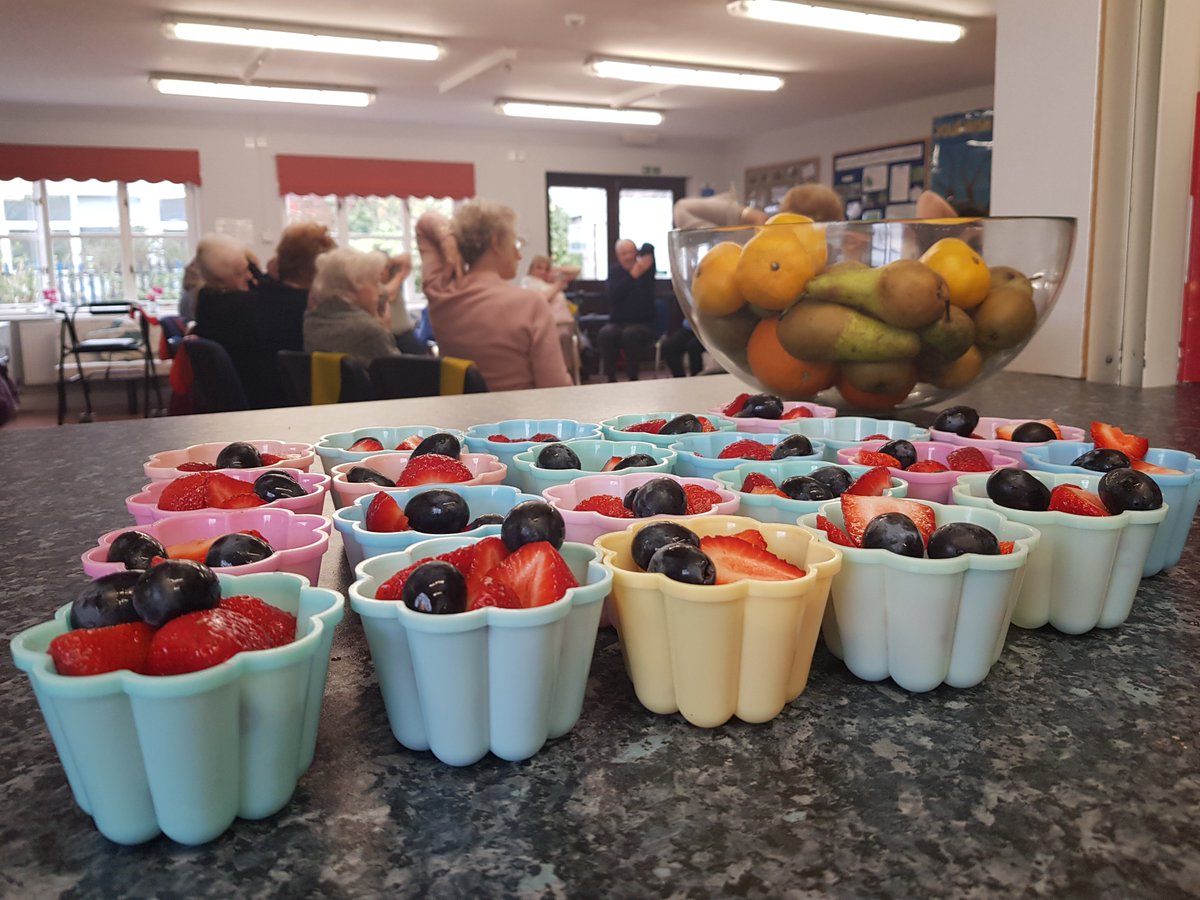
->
832;140;927;220
743;157;821;215
929;108;993;214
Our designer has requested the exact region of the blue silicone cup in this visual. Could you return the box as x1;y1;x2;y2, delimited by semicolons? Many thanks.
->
8;571;344;846
332;484;541;568
349;537;612;766
713;460;909;524
779;416;931;462
668;432;826;479
314;425;468;475
509;439;677;495
463;420;603;473
598;412;738;448
1021;441;1200;576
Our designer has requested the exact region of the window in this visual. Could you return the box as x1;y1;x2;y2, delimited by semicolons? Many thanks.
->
545;172;686;285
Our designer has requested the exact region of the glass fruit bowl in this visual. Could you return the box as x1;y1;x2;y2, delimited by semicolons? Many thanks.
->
668;216;1076;410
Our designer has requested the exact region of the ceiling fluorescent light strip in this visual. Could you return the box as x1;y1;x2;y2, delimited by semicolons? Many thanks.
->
164;16;442;60
726;0;964;43
151;75;375;108
588;57;783;92
496;100;662;126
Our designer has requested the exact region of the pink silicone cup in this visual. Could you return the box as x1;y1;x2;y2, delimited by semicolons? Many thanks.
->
82;508;332;584
542;471;740;545
928;416;1085;466
143;440;317;482
836;441;1018;504
125;468;330;525
706;400;837;433
329;452;507;509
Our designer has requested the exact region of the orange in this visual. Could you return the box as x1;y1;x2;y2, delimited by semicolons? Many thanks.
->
923;345;983;390
735;227;816;311
691;241;746;317
747;317;836;398
765;212;829;271
835;373;915;410
919;238;990;309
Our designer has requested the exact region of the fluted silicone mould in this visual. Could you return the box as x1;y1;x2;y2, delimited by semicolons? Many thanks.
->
668;431;826;479
125;468;330;525
509;439;677;495
835;440;1018;504
598;412;737;448
463;419;603;471
713;459;908;524
705;400;836;433
143;439;317;482
329;451;506;509
779;416;931;462
314;426;467;476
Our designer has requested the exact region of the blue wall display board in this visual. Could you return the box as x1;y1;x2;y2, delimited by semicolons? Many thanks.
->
930;108;993;214
832;140;927;220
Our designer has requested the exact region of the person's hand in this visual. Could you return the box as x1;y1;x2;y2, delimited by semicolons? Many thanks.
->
631;254;654;278
440;233;464;282
386;253;413;282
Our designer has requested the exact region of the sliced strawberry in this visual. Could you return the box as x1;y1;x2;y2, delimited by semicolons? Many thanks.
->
489;542;579;608
219;493;268;509
684;484;724;514
998;540;1015;554
1091;422;1149;460
815;514;855;547
851;450;902;469
993;425;1016;441
348;437;385;452
861;433;889;441
697;416;718;433
780;406;814;420
841;494;937;547
721;393;750;416
146;607;274;676
365;491;410;532
177;461;218;472
394;436;423;451
623;419;666;434
699;534;805;584
1038;419;1064;439
436;544;478;574
845;466;892;497
220;595;295;646
258;452;284;466
574;494;634;517
717;439;774;460
741;472;779;493
946;447;992;472
600;456;623;473
1047;484;1110;517
729;529;768;550
396;453;473;487
529;432;559;442
157;473;210;511
238;529;270;545
205;472;257;508
164;535;219;562
376;559;422;600
466;536;509;603
48;621;155;676
487;434;514;443
1131;458;1182;475
750;484;788;497
468;576;523;610
907;460;950;474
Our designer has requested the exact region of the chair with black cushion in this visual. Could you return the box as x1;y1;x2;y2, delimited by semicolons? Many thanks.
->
183;337;250;413
277;351;375;406
157;315;188;359
57;303;162;425
367;354;489;399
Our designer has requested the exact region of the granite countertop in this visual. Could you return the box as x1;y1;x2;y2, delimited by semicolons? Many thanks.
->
2;373;1199;898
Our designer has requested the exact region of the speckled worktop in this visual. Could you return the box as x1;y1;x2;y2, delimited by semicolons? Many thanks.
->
3;373;1199;898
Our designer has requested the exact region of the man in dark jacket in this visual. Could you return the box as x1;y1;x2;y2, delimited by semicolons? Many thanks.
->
599;239;657;382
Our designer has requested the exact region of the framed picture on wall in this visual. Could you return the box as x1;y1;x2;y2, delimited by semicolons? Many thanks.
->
832;140;927;220
743;157;820;215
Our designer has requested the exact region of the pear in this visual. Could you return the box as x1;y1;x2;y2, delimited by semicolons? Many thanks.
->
777;300;920;363
919;345;984;390
839;360;919;395
801;259;948;329
918;304;976;361
973;285;1038;351
989;265;1034;300
695;306;759;368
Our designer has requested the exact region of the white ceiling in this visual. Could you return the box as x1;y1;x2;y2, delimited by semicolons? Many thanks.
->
0;0;997;141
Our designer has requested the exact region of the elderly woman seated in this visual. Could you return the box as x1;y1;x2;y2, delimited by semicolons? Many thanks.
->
302;247;401;367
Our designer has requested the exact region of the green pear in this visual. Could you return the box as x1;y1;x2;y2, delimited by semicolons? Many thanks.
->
973;285;1037;351
918;304;976;361
801;259;948;329
777;300;919;363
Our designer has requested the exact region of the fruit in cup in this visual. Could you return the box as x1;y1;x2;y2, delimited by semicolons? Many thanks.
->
466;513;504;529
348;438;385;452
628;478;688;517
106;530;167;570
1071;448;1131;472
770;434;814;459
810;466;853;496
861;512;925;558
215;441;263;469
611;454;658;471
70;571;143;629
931;405;980;437
877;439;917;470
728;393;784;420
647;542;717;585
986;468;1052;511
698;534;805;584
410;432;461;459
396;453;473;487
253;471;306;502
1098;468;1163;512
501;499;566;551
404;489;471;534
1047;484;1110;517
204;532;274;568
402;560;468;615
780;475;833;501
537;443;582;470
131;559;222;627
945;447;991;472
659;414;706;435
717;439;774;460
347;465;396;486
632;522;702;570
1091;421;1150;460
1009;421;1057;443
926;522;1000;559
574;495;635;517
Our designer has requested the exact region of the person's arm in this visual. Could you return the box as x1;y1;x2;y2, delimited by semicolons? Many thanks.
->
630;254;654;278
526;295;573;388
415;211;463;299
551;263;580;290
673;195;745;229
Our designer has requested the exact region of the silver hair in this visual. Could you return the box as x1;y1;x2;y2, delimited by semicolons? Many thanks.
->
310;247;387;308
194;233;248;288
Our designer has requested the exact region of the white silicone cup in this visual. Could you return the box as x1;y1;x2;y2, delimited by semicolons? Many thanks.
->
598;412;738;448
1021;441;1200;576
951;471;1168;633
928;416;1086;466
329;451;507;509
800;502;1040;692
835;440;1019;504
349;537;612;766
463;419;604;471
779;416;931;462
705;400;837;433
509;439;677;495
143;440;317;483
712;460;909;524
668;432;826;479
125;469;330;526
314;426;468;476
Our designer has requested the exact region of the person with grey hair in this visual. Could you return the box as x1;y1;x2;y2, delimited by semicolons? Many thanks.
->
193;233;252;292
302;247;401;366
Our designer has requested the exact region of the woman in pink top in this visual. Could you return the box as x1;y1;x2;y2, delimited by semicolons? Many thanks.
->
417;202;572;391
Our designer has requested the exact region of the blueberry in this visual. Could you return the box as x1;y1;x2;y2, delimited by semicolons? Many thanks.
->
861;513;925;558
612;453;658;471
204;532;273;568
465;513;505;530
809;466;853;497
985;468;1051;511
632;521;701;570
878;439;918;469
1071;448;1130;472
647;543;716;585
630;477;687;517
932;405;980;437
254;471;306;502
735;393;784;420
411;432;461;459
215;441;263;468
346;465;396;487
1098;468;1163;512
131;559;221;627
501;499;565;550
69;571;142;629
659;414;704;435
405;489;471;534
1010;421;1056;443
106;530;166;570
927;522;1000;559
780;475;834;502
401;561;467;614
537;443;582;470
770;434;814;460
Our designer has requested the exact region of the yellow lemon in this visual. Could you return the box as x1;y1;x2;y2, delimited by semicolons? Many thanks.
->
691;241;746;316
766;212;828;271
734;227;816;311
919;238;990;309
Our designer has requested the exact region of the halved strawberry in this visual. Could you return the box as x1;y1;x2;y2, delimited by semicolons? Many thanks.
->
845;466;892;497
1038;419;1064;439
861;433;889;441
1091;422;1149;460
529;432;559;442
348;437;384;452
146;607;274;676
851;450;902;468
907;460;950;474
487;434;514;443
465;536;509;603
721;393;750;416
164;535;220;562
468;576;523;610
376;559;422;600
392;436;421;451
220;595;295;646
1131;458;1182;475
624;419;666;434
740;472;780;493
815;514;855;547
157;473;210;511
48;621;155;676
698;535;805;584
946;447;992;472
684;484;724;514
205;472;257;508
488;542;579;608
437;544;478;575
177;461;218;472
396;453;473;487
365;491;410;532
717;439;774;460
260;452;299;466
998;540;1015;554
219;493;268;509
780;406;814;419
600;456;623;473
841;495;936;546
696;417;718;433
993;425;1016;441
729;529;768;550
1047;484;1110;517
574;494;634;517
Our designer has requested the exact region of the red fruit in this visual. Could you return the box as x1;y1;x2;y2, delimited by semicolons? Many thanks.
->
1131;458;1182;475
466;536;509;603
468;577;523;610
697;417;718;433
259;452;288;466
487;434;514;443
998;540;1015;554
841;495;937;547
574;494;634;518
600;456;623;473
157;473;210;511
205;472;257;508
740;472;778;492
994;425;1016;440
851;450;902;469
376;560;422;600
946;447;992;472
239;529;270;544
489;542;579;608
907;460;950;474
815;514;855;548
1039;419;1064;439
394;436;422;451
146;607;274;676
717;439;774;460
164;535;219;562
860;433;889;441
48;622;154;676
365;491;410;532
397;453;473;487
437;544;478;574
529;433;558;442
1091;422;1149;461
721;393;751;415
729;528;768;550
698;534;806;584
684;484;724;514
220;595;295;646
780;406;814;419
220;493;268;510
1047;484;1111;517
177;461;218;472
348;437;385;452
845;466;892;497
624;419;666;434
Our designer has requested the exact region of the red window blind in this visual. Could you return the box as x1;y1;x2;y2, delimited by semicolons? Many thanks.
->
0;144;201;185
275;154;475;199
